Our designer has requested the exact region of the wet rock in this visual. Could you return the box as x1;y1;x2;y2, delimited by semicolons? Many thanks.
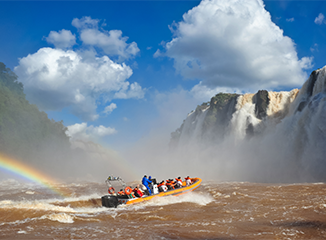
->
254;90;270;120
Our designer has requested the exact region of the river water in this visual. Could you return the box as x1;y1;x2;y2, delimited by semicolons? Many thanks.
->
1;179;326;239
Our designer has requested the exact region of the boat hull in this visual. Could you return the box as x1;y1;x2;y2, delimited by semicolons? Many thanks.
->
102;178;202;208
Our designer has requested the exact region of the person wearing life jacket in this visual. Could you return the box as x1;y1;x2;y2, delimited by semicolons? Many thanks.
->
161;181;168;192
165;180;171;190
166;179;175;190
171;178;179;188
175;177;183;188
133;186;143;197
185;176;192;186
157;181;163;192
142;175;152;195
118;189;125;195
157;181;166;192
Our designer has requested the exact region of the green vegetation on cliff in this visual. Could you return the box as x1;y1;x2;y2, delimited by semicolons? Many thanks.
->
0;62;71;164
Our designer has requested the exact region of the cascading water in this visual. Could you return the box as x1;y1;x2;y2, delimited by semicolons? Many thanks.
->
170;66;326;182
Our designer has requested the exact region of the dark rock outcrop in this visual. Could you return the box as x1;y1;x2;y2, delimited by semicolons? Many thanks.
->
254;90;270;120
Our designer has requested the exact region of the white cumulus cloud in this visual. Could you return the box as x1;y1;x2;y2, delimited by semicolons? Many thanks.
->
14;47;143;121
15;17;145;122
72;16;140;62
191;81;241;102
45;29;76;49
72;16;99;29
66;122;117;142
103;103;117;115
113;82;144;99
315;13;325;25
159;0;313;95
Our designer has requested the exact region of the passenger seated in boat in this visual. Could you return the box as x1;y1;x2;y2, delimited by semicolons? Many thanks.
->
173;179;180;189
166;179;175;190
172;179;177;189
161;182;167;192
139;183;149;195
137;184;144;193
118;189;125;195
158;181;167;192
157;181;163;192
133;186;143;198
185;176;192;186
175;177;183;188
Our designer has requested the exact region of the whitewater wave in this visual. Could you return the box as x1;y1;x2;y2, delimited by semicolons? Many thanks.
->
122;192;214;211
0;194;111;215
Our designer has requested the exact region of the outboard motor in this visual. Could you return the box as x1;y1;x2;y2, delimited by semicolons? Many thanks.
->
101;195;119;208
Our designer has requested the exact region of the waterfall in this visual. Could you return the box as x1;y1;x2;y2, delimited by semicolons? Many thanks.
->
170;66;326;182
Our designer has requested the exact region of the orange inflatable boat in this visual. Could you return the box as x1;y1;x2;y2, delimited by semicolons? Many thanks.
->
102;177;202;208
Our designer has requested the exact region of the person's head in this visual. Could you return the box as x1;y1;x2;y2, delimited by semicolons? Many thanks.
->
178;177;181;179
120;189;123;191
144;175;147;178
149;176;152;179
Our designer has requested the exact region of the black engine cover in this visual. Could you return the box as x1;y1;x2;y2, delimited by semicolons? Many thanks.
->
101;195;119;208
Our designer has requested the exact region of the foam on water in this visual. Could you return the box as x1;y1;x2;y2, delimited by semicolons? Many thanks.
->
124;192;214;211
25;191;35;195
0;194;113;216
41;213;74;223
1;199;76;212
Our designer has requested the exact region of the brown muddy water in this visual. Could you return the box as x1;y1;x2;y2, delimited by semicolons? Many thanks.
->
1;179;326;239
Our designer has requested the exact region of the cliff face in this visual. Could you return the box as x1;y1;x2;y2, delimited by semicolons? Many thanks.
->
170;66;326;182
0;63;71;170
171;88;299;147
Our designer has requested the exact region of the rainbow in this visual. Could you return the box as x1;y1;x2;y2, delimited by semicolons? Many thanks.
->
0;154;69;197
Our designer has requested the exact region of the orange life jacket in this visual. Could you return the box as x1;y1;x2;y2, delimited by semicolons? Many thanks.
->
166;181;175;189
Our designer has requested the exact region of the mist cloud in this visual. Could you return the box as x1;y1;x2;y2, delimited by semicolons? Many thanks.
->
158;0;313;94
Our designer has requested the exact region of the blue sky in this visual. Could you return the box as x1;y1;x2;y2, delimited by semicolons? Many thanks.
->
0;0;325;151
